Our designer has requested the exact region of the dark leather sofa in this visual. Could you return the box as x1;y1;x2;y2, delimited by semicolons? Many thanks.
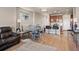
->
0;27;20;50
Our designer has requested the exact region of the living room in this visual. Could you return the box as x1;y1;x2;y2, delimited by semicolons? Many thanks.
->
0;7;79;51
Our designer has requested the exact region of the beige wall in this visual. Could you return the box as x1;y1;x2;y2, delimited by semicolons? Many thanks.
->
0;7;34;32
0;7;16;31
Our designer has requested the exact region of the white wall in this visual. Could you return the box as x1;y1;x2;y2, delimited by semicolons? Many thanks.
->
34;12;42;26
62;14;71;30
42;13;50;27
73;7;76;18
0;7;16;31
75;8;79;20
73;7;79;29
17;8;34;31
34;12;50;28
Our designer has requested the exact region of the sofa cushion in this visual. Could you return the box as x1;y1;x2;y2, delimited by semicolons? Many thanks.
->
0;27;12;33
0;39;5;46
3;36;18;43
0;31;12;39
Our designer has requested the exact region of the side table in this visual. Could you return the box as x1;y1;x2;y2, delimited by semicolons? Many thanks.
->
17;31;31;40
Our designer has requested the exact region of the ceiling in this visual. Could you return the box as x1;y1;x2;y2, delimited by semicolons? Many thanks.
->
25;7;73;15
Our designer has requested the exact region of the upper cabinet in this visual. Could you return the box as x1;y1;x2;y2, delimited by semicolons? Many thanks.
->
49;15;62;22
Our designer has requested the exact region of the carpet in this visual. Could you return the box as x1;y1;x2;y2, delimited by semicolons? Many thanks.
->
15;39;57;51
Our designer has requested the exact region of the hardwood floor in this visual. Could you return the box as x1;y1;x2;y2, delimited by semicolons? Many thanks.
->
38;31;77;51
6;31;78;51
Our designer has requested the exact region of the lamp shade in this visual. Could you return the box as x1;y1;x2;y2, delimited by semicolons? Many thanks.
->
17;19;21;23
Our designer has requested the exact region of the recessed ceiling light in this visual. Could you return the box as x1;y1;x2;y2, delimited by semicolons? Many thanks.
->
66;9;69;11
58;11;61;13
54;11;57;13
41;9;47;11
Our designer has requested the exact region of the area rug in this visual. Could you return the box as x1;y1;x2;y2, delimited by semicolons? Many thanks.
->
15;39;57;51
